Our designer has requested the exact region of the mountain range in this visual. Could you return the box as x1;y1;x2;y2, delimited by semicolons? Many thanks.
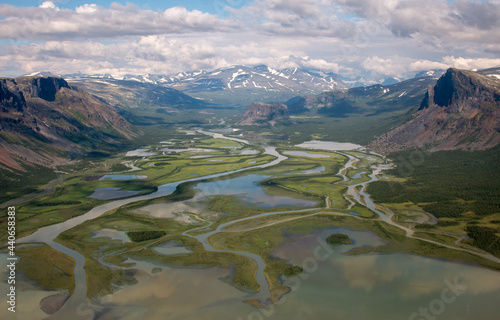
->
4;66;500;174
32;65;347;107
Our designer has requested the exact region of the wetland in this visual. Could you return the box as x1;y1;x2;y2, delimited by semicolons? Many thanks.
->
2;128;500;320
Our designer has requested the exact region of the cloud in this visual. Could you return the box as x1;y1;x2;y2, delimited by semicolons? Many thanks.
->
0;1;499;79
0;3;235;40
361;55;500;78
39;1;58;10
337;0;500;46
232;0;357;38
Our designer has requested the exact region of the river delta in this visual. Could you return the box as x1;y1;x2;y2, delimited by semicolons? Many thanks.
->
2;128;500;320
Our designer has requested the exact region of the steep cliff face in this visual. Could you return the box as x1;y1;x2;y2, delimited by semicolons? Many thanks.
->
0;76;134;171
236;102;291;126
370;68;500;153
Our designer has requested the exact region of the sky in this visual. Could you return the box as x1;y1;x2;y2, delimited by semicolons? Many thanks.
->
0;0;499;80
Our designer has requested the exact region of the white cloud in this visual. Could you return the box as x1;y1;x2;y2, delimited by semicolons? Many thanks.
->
0;1;499;79
442;56;500;70
75;4;98;14
39;1;57;10
361;55;500;78
352;0;499;45
0;3;235;40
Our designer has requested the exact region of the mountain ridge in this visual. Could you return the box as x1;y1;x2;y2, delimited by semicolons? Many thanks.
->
57;65;347;107
0;76;134;171
369;68;500;153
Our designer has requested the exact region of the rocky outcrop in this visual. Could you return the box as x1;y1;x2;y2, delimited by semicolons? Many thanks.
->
0;76;134;171
370;68;500;153
236;102;292;126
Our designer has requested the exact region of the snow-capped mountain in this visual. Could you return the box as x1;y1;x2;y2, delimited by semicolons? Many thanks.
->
63;65;346;93
60;65;347;106
167;65;346;93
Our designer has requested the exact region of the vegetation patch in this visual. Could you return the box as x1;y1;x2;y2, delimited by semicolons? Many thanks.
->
466;226;500;257
16;244;75;292
283;265;303;277
126;230;166;242
326;233;352;245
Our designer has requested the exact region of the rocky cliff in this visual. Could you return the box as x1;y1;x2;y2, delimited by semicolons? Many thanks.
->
0;76;134;171
369;68;500;153
236;102;292;126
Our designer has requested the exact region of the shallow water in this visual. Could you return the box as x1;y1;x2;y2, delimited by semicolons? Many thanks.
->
351;171;366;179
296;140;363;151
85;229;500;320
87;187;141;200
240;149;259;155
99;175;147;181
283;166;325;176
153;241;193;255
159;147;216;153
191;174;319;208
136;202;199;224
283;151;331;158
270;228;500;320
91;229;131;243
125;149;156;157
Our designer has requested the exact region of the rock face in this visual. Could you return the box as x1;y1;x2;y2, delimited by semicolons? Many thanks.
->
370;68;500;153
0;76;134;171
236;102;291;126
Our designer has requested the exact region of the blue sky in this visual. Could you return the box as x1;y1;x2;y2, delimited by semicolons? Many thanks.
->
1;0;252;15
0;0;499;79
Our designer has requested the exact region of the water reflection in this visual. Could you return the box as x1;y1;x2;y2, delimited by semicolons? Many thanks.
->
92;228;500;320
99;260;249;320
192;174;319;208
153;241;193;255
87;188;141;200
0;254;59;320
283;151;331;158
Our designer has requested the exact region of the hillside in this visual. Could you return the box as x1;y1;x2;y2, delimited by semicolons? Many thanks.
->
236;102;291;127
259;75;438;145
287;76;437;117
0;76;134;172
369;68;500;153
67;77;212;125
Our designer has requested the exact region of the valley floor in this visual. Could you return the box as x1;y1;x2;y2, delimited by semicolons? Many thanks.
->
2;127;500;320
